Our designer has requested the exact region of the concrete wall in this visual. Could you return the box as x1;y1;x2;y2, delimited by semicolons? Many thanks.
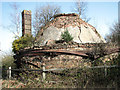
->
38;26;64;45
37;13;106;45
38;25;106;45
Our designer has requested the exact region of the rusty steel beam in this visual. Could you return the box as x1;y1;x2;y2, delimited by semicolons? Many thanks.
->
18;47;120;60
23;49;88;57
33;49;88;56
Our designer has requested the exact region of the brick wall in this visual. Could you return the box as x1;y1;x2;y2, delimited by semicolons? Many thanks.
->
22;10;32;36
16;43;104;69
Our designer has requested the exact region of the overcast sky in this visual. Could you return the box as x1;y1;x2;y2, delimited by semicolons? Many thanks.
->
0;0;118;55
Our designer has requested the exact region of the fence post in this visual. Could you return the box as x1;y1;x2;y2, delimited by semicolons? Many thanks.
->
9;66;11;79
104;66;107;77
42;63;46;81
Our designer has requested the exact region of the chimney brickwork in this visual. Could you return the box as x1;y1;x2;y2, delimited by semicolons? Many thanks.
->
22;10;31;36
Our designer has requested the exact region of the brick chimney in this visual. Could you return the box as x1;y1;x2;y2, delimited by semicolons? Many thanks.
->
22;10;31;36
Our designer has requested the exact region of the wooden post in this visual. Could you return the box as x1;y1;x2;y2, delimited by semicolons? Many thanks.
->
9;67;11;79
0;64;1;90
42;63;46;81
0;79;1;90
104;66;107;77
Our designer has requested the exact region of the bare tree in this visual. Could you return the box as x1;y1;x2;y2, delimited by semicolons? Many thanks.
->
105;22;120;46
33;4;61;36
1;3;21;39
73;0;90;22
9;3;21;38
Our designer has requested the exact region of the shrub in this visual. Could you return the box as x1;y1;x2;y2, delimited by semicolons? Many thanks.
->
61;30;73;43
1;53;17;79
12;35;35;53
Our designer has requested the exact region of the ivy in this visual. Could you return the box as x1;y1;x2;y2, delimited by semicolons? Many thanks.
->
12;35;35;53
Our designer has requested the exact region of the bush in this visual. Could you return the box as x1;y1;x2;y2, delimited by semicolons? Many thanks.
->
12;35;35;53
61;30;73;43
1;54;17;79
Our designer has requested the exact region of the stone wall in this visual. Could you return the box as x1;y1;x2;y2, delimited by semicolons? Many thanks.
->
15;42;119;70
43;55;90;69
17;43;105;69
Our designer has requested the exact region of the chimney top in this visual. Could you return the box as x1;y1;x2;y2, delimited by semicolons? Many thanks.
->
22;10;31;14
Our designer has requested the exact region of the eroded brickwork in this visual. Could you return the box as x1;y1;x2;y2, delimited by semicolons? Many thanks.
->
15;43;100;69
22;10;32;36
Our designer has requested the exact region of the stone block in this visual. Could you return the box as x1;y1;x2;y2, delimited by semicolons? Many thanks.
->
25;25;31;30
25;20;31;25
